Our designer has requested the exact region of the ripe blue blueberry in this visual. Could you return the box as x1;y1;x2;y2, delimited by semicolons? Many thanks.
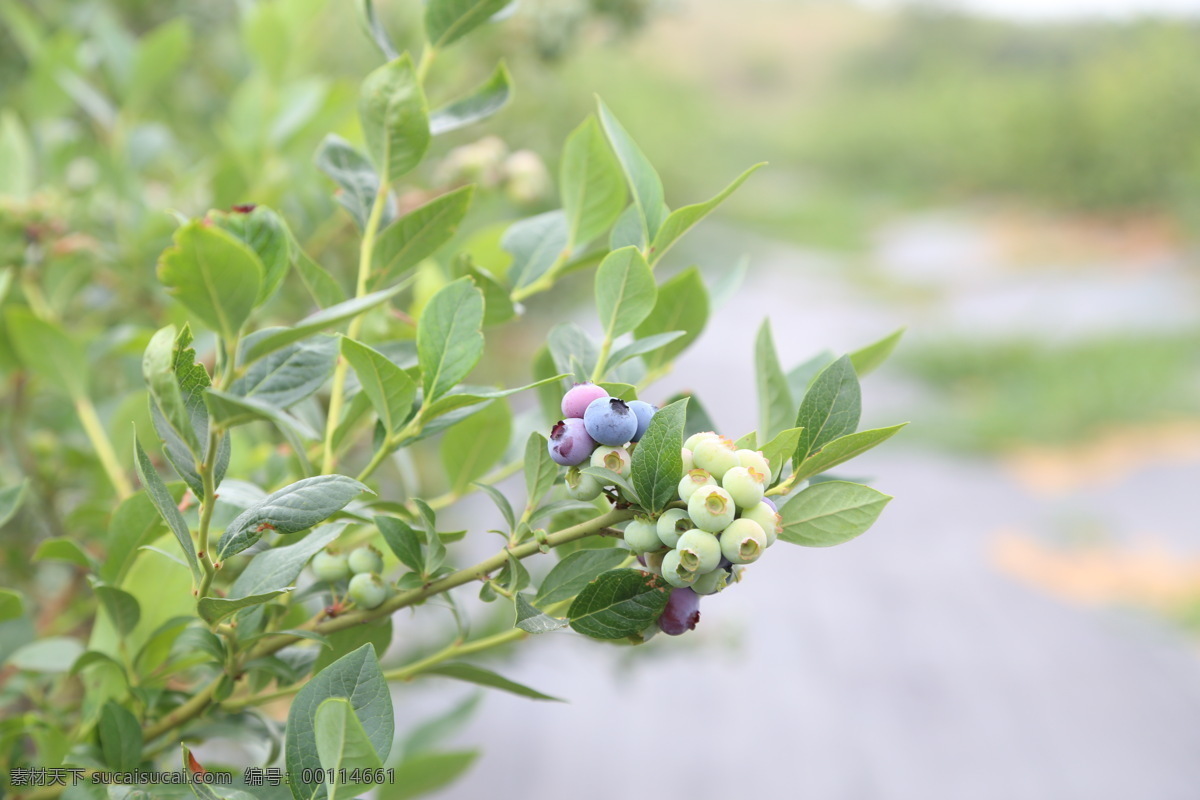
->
348;572;389;609
676;529;722;574
720;518;767;564
561;382;608;419
687;485;736;532
565;466;603;500
661;549;699;588
624;517;663;554
692;436;738;480
658;587;701;635
311;549;350;583
677;469;716;503
656;508;692;548
548;418;597;466
583;397;638;446
722;465;766;509
348;545;384;575
628;400;657;442
590;445;632;478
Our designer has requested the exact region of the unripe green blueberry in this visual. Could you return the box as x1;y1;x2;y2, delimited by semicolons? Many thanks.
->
677;469;716;503
687;485;735;533
590;445;632;479
347;572;389;609
692;436;738;480
741;500;781;547
642;549;666;576
692;567;729;596
681;447;694;473
675;529;722;574
565;466;603;500
720;518;768;564
656;508;692;548
624;517;662;554
660;549;699;588
311;548;351;583
683;431;719;452
348;545;384;575
736;449;771;477
722;465;766;509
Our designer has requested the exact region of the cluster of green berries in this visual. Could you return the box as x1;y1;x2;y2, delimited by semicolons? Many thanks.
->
548;383;657;499
310;545;390;609
627;431;782;635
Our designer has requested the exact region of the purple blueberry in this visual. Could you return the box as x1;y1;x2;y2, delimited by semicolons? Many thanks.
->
762;496;778;512
583;397;638;446
548;418;597;466
561;382;608;419
658;588;701;635
628;400;658;442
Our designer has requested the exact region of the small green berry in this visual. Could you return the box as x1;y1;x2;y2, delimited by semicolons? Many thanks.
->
684;431;719;452
720;518;767;564
656;508;692;548
692;436;738;480
642;549;667;576
590;445;632;479
722;465;766;508
348;545;384;575
735;449;771;477
741;501;781;547
311;548;351;583
347;572;389;609
687;485;736;533
692;568;729;595
681;447;695;473
565;466;603;500
624;517;662;554
677;469;716;503
675;529;721;574
660;549;699;588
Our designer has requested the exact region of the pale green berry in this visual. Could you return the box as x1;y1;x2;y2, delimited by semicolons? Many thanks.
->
677;469;716;503
348;545;384;575
624;518;662;554
661;549;698;588
687;485;735;533
692;568;729;595
722;465;766;508
675;529;721;574
684;431;719;452
311;548;351;583
736;449;771;477
590;445;632;478
565;466;603;501
643;549;667;576
656;508;692;548
741;501;781;547
348;572;389;609
681;447;695;473
720;518;767;564
692;436;738;480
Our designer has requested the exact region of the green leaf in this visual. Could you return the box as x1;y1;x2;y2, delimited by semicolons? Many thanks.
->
422;662;562;701
535;549;629;606
203;389;320;440
467;263;514;325
609;204;645;250
514;594;568;634
340;337;418;436
786;350;835;401
379;751;478;800
99;701;142;772
8;637;84;672
415;376;564;425
315;698;383;800
523;432;557;511
33;537;94;569
230;335;339;408
430;62;512;135
633;266;709;372
133;438;201;587
208;205;291;306
0;589;23;623
313;619;393;674
372;186;474;285
94;586;140;637
315;134;391;231
567;568;671;640
596;98;666;242
475;483;515;532
102;491;168;584
143;325;201;454
595;246;656;341
0;110;34;197
648;163;764;264
790;424;907;483
417;277;485;404
560;115;625;249
501;210;569;290
375;516;423;574
157;222;263;342
126;19;191;110
295;247;348;309
359;53;429;183
849;327;905;377
360;0;399;59
547;323;598;381
598;382;637;401
286;644;393;800
198;589;289;626
759;426;804;485
413;499;447;577
4;307;88;398
580;467;640;504
216;476;371;561
240;285;405;365
630;397;688;513
756;319;794;442
441;396;511;494
794;355;861;464
778;480;892;547
425;0;512;47
0;481;28;529
232;524;345;599
606;332;686;370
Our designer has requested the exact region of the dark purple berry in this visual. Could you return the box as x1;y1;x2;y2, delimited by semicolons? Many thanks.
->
548;418;597;466
658;587;701;635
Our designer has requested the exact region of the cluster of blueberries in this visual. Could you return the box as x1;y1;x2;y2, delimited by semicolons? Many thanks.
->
311;544;390;609
547;382;783;638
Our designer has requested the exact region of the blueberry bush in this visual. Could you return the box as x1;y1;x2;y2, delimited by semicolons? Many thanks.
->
0;2;905;797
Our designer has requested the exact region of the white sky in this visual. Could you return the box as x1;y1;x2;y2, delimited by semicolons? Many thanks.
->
857;0;1200;20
